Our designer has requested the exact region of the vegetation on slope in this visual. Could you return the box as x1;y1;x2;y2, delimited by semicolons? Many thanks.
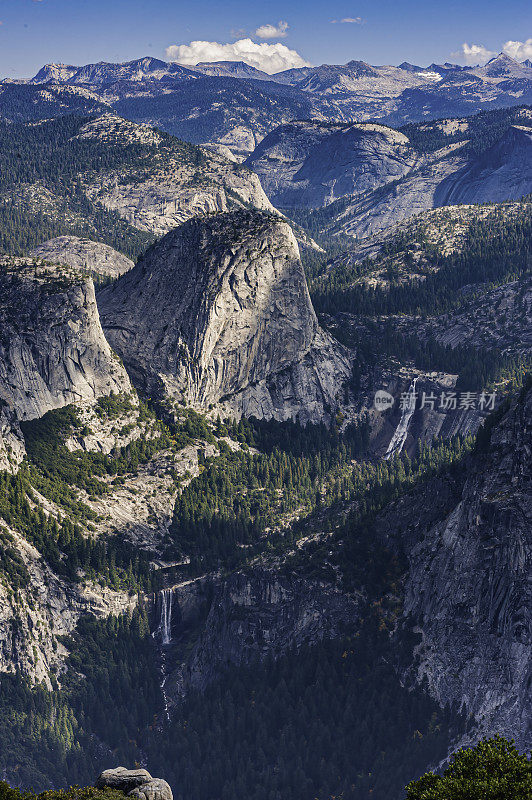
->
407;736;532;799
0;113;196;257
311;203;532;317
146;617;462;800
0;608;462;800
400;104;532;155
0;607;160;790
0;397;525;799
0;787;126;800
0;402;215;589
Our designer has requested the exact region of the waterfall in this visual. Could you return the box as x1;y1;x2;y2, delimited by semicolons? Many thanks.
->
153;588;175;723
385;378;418;460
156;589;173;645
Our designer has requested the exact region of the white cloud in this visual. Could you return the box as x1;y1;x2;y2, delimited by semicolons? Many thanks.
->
502;38;532;61
165;38;311;74
254;21;289;39
330;17;363;24
452;42;496;65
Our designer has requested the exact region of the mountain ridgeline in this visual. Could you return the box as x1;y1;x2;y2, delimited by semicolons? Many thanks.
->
3;52;532;155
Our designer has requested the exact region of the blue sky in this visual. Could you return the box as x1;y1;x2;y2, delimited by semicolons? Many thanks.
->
1;0;531;78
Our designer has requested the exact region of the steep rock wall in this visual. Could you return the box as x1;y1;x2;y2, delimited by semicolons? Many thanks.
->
99;211;352;423
0;258;131;421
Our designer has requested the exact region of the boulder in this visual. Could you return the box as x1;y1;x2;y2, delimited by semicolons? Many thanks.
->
128;779;173;800
96;767;153;793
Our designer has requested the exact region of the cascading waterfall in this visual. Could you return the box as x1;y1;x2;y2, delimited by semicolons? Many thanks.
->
158;588;173;646
153;588;175;723
385;378;418;460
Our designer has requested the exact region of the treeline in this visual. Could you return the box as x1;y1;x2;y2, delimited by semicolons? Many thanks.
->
400;104;532;155
311;204;532;317
168;416;370;571
145;617;463;800
0;196;154;261
0;115;190;192
113;77;315;145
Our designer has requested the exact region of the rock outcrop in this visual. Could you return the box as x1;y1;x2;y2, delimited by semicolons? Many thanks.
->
0;406;25;473
434;125;532;206
76;114;276;236
99;211;352;423
0;258;131;420
154;569;360;703
381;386;532;750
31;236;135;280
97;768;173;800
246;121;416;208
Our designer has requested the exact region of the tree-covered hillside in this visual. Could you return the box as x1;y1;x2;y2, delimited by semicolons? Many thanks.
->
0;116;158;258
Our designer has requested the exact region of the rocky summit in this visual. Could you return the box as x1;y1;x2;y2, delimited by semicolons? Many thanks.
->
0;257;131;420
31;236;135;280
246;121;416;208
99;210;352;422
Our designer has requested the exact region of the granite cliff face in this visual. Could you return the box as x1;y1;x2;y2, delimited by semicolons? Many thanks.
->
99;211;352;422
418;275;532;356
327;142;469;238
31;236;135;280
0;258;131;420
434;125;532;206
0;113;276;264
152;569;360;705
319;120;532;239
0;407;25;473
246;121;416;208
379;387;532;750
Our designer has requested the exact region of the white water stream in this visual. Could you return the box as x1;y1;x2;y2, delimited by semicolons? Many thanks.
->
385;378;418;460
158;588;173;646
153;589;174;722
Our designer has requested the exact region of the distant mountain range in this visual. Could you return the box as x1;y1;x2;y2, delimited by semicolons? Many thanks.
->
23;52;532;89
2;52;532;155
